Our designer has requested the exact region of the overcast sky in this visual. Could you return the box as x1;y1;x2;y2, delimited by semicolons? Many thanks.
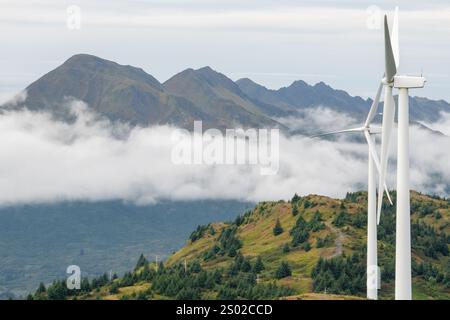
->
1;0;449;103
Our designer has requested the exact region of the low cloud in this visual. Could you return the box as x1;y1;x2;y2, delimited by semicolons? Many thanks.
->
0;90;27;106
423;112;450;136
0;102;448;206
276;107;360;134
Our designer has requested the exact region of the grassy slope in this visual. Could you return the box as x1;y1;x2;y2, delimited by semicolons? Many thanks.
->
82;192;450;300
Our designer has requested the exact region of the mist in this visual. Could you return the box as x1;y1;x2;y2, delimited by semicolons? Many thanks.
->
0;101;448;206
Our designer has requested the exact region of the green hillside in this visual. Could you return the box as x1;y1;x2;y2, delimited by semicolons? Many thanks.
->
30;191;450;300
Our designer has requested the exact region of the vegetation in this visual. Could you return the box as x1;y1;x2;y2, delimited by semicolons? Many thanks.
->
332;211;349;227
290;216;310;246
273;218;284;236
190;224;213;242
202;225;242;260
29;191;450;300
311;254;365;295
275;261;292;279
134;254;148;271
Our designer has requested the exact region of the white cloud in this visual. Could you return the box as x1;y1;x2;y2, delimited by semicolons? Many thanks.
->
0;103;448;206
0;90;27;106
276;107;360;134
423;112;450;136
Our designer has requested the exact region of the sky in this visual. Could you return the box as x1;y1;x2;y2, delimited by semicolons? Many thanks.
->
0;0;449;206
0;0;450;103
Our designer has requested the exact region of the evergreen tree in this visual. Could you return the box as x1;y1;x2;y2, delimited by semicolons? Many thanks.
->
290;215;310;246
36;282;46;294
273;218;284;236
333;211;349;227
80;277;91;292
316;237;324;248
275;261;292;279
109;283;119;294
303;242;311;252
47;280;68;300
190;260;202;273
134;253;148;271
292;193;300;203
292;205;299;216
253;256;265;274
303;199;311;208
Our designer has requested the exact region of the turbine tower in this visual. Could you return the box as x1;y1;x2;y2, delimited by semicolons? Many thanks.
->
311;98;392;300
377;8;426;300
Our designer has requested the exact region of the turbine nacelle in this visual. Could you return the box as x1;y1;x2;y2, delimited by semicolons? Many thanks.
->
393;75;426;89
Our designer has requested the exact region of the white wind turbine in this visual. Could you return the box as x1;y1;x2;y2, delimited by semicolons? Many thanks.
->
311;97;393;300
377;8;425;300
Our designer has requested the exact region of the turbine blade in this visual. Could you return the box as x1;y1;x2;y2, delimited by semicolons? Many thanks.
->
384;15;397;82
385;185;393;206
377;90;396;224
391;6;400;69
364;130;381;173
309;127;364;138
364;81;383;127
364;130;393;206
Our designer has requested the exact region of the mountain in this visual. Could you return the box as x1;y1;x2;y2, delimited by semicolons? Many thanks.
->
2;54;449;129
0;199;252;299
237;78;370;119
3;54;283;131
164;67;284;129
31;191;450;300
7;54;214;129
408;96;450;123
237;78;450;123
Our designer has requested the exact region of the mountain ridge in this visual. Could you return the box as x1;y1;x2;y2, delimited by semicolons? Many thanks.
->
2;54;449;130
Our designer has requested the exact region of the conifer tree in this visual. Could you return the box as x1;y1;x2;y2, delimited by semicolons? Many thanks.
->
273;218;284;236
275;261;292;279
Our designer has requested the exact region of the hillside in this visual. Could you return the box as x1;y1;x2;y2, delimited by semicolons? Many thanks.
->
30;191;450;300
0;200;252;299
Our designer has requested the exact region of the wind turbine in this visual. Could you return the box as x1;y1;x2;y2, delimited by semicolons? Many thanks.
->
377;8;425;300
310;97;393;300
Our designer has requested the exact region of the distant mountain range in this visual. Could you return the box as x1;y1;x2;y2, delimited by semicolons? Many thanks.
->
3;54;450;130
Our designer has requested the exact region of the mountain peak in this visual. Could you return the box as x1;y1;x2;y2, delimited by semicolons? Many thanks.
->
62;54;152;80
314;81;330;88
63;54;119;71
166;66;239;93
197;66;215;73
289;80;309;89
65;53;107;63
